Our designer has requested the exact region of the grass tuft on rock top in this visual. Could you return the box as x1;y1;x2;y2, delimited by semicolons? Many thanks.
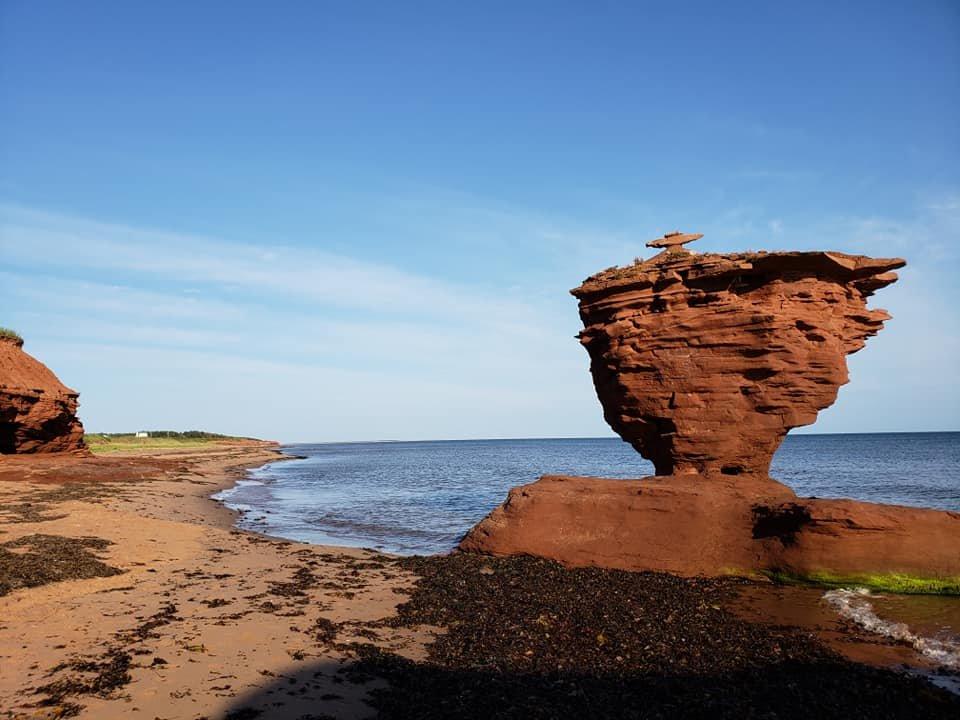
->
0;326;22;341
763;569;960;595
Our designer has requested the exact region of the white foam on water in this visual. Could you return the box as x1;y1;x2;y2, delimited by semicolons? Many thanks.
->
822;588;960;670
212;477;264;499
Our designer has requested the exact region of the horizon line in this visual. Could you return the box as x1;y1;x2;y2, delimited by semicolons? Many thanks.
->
269;429;960;446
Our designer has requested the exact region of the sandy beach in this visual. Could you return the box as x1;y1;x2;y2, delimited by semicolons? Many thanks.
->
0;443;433;719
1;443;957;719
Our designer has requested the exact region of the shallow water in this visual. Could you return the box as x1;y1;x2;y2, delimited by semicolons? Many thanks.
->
731;583;960;692
216;432;960;555
822;588;960;668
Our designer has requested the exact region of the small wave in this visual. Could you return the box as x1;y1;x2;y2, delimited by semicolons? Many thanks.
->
307;513;453;542
212;480;258;496
822;588;960;669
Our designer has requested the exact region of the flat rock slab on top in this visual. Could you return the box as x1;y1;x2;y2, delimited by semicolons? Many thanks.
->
459;474;960;579
645;230;703;253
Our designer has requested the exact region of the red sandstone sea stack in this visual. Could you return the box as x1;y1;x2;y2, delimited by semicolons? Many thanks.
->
572;234;903;477
0;334;86;453
461;233;960;583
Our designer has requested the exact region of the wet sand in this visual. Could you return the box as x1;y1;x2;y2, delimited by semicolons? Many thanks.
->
1;443;957;719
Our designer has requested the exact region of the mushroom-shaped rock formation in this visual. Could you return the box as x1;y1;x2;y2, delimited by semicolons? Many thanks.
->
461;236;960;583
0;334;86;453
572;235;904;477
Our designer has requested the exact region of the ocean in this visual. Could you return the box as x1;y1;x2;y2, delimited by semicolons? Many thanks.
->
215;432;960;556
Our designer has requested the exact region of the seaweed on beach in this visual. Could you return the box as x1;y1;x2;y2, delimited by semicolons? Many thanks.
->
120;601;180;642
34;648;133;711
339;554;959;719
29;602;180;713
0;480;133;525
0;534;123;595
313;616;340;644
1;501;67;524
202;597;232;608
268;565;319;597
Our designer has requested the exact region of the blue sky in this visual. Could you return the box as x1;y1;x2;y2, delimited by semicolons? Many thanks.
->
1;1;958;441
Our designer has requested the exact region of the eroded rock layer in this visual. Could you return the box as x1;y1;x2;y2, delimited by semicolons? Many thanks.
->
571;250;905;476
0;336;86;453
459;475;960;579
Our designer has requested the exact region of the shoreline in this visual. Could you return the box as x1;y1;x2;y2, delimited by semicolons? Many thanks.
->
216;447;960;679
1;443;957;718
0;442;430;719
261;430;960;446
201;443;294;533
209;448;960;692
205;445;318;546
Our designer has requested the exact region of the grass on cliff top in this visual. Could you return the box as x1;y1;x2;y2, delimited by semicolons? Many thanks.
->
0;327;22;341
763;569;960;596
84;431;251;453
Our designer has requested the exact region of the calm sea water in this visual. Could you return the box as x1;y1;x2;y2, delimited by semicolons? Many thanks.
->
215;432;959;555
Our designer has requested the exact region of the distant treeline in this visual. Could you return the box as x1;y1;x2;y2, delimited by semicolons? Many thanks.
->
91;431;241;439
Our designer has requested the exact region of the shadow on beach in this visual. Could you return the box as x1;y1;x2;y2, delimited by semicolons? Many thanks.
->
221;649;959;720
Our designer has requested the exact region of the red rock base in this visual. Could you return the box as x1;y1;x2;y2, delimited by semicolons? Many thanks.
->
459;475;960;581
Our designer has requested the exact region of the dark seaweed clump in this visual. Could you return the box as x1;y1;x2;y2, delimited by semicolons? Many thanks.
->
34;649;133;717
29;603;181;714
343;554;958;719
0;534;123;596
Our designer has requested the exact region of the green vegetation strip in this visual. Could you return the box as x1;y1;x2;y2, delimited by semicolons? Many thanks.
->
0;326;22;341
763;569;960;595
83;431;247;453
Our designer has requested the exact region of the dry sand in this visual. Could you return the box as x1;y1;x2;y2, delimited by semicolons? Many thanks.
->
0;442;432;720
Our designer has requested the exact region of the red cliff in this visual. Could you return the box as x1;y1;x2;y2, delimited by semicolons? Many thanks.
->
0;335;86;453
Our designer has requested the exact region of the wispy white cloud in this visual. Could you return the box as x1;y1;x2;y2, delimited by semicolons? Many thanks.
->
0;204;547;324
27;337;596;441
2;194;957;439
1;203;600;439
827;191;960;266
694;188;960;264
0;272;245;322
